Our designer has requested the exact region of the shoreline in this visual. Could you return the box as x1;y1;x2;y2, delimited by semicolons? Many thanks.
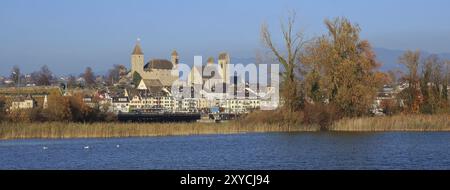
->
0;114;449;140
0;122;319;140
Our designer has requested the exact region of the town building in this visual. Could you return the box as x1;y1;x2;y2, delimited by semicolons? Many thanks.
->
111;97;129;113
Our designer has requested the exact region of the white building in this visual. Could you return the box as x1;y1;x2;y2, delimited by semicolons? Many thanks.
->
111;97;129;113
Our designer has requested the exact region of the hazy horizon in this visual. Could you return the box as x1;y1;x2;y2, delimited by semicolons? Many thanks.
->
1;0;450;76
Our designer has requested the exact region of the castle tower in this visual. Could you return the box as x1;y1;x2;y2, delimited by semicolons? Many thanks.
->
218;52;230;83
171;50;179;68
131;39;144;75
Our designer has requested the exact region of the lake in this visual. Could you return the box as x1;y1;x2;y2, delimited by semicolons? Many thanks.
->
0;132;449;170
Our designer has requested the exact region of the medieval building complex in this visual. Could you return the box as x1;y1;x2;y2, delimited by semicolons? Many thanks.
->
109;40;277;114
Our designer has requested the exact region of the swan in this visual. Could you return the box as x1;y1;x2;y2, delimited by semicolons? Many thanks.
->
43;146;48;150
84;146;90;149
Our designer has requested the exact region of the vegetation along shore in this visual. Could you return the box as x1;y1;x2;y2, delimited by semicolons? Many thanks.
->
0;114;448;140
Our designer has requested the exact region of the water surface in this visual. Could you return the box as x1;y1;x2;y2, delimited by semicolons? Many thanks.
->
0;132;449;169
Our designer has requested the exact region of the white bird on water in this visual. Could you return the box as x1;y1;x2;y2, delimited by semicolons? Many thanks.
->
116;145;120;148
84;146;90;149
43;146;48;150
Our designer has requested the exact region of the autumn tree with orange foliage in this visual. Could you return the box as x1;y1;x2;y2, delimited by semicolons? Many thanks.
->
43;91;72;121
398;52;450;114
67;93;102;122
398;50;423;114
301;17;386;117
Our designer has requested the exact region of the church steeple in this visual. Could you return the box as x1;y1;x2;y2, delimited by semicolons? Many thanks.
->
132;38;143;55
131;38;144;75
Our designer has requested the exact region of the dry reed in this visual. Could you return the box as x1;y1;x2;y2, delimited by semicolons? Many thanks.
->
330;114;450;132
0;122;319;140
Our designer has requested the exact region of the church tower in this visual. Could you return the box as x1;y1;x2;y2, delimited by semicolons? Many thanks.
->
131;39;144;75
218;52;230;84
171;50;179;68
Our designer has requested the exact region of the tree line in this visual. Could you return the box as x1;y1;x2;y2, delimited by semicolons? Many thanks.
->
5;64;127;88
0;91;116;123
260;13;449;128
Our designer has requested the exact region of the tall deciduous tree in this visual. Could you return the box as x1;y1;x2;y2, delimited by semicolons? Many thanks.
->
10;66;21;86
83;67;96;88
67;75;77;89
35;65;53;86
302;17;384;117
398;50;422;113
261;11;306;112
44;91;72;121
107;64;126;86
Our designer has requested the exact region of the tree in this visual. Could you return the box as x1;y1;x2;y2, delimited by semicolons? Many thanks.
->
443;61;450;102
399;50;422;113
418;55;448;114
302;17;383;117
34;65;53;86
132;71;142;86
44;91;72;121
67;93;100;122
261;11;306;112
10;65;21;86
107;64;126;86
67;75;77;89
83;67;96;88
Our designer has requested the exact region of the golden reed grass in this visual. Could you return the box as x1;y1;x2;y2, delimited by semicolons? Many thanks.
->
330;114;450;132
1;114;448;140
0;122;319;140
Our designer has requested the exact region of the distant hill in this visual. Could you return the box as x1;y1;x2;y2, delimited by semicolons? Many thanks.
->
374;47;450;72
230;48;450;72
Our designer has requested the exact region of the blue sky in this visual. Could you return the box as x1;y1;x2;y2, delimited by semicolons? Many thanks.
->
1;0;449;75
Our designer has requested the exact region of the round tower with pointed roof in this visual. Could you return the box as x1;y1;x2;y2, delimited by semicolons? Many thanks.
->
131;39;144;75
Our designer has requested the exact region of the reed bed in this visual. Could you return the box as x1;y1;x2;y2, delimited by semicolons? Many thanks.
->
1;114;448;140
0;122;319;140
330;114;450;132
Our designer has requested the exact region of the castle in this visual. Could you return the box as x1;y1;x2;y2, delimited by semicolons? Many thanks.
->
129;40;231;89
129;40;179;87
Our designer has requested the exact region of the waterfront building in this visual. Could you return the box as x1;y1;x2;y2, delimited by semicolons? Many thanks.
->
111;97;129;113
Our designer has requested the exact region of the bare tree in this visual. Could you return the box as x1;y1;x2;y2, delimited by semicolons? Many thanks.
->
106;64;126;86
67;75;77;89
10;65;21;86
35;65;53;86
83;67;96;88
261;11;306;112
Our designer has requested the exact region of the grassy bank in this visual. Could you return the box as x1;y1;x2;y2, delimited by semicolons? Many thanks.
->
330;114;450;132
0;122;319;140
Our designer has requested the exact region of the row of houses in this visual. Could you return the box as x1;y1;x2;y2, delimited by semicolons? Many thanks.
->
89;78;267;114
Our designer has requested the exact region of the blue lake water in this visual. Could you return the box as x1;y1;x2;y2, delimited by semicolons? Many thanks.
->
0;132;449;170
